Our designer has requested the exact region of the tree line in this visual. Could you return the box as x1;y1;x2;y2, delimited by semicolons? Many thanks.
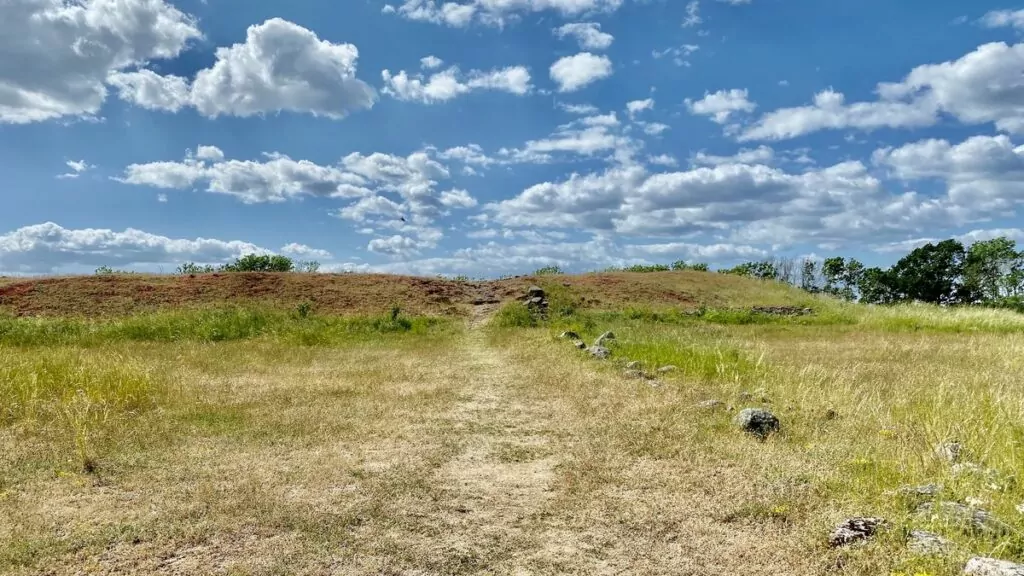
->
96;255;321;275
722;236;1024;309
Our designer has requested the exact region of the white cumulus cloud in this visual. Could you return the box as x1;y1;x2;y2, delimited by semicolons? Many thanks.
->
386;0;624;28
0;0;201;124
554;22;614;50
686;89;757;124
742;42;1024;141
0;222;271;274
109;18;377;120
382;65;532;103
550;53;613;93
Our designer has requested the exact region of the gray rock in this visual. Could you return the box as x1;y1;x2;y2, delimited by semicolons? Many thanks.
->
527;296;547;306
916;501;1010;535
527;285;545;298
828;517;885;547
588;346;611;359
656;365;677;373
560;331;580;340
594;331;616;347
895;483;943;499
908;530;953;555
935;441;965;463
734;408;780;438
696;399;726;411
626;360;641;369
572;340;587;350
964;557;1024;576
951;463;1014;490
623;369;646;379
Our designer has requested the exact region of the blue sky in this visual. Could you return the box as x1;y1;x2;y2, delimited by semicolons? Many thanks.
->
2;0;1024;276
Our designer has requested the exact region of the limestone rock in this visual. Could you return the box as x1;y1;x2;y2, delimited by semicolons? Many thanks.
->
657;365;677;373
964;557;1024;576
951;463;1014;491
572;340;587;350
829;517;885;547
908;530;953;555
594;331;616;347
527;285;545;298
588;346;611;359
935;441;965;463
734;408;780;438
916;501;1010;535
626;360;641;369
560;331;580;340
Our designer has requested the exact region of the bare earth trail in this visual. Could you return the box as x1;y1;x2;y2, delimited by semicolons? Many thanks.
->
398;305;817;575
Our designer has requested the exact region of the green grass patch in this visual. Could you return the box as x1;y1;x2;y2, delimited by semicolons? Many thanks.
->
0;306;455;347
613;336;762;381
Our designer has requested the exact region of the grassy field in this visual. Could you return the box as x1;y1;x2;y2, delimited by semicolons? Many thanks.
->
2;273;1022;575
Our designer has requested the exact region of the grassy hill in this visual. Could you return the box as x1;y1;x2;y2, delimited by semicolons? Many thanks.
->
0;270;814;317
2;271;1022;576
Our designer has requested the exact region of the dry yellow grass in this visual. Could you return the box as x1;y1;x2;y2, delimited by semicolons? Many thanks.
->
2;297;1023;575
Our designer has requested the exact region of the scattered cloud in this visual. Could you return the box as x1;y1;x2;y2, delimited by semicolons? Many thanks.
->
648;154;678;167
558;102;600;114
0;222;270;274
743;42;1024;141
57;159;95;180
280;243;333;259
420;55;445;69
384;0;624;28
980;9;1024;30
382;65;532;103
626;98;654;118
686;89;757;123
682;1;702;27
652;44;700;67
873;134;1024;212
550;53;613;92
554;22;614;50
692;146;775;166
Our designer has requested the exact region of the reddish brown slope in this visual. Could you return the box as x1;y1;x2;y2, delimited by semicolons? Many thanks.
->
0;271;811;317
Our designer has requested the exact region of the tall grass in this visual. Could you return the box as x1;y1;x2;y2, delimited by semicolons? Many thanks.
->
0;306;454;347
1;349;163;472
506;303;1024;573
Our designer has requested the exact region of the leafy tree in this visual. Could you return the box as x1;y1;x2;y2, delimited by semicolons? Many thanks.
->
95;266;114;275
296;260;321;273
857;267;896;304
220;254;295;273
887;239;966;304
962;237;1021;302
799;259;820;293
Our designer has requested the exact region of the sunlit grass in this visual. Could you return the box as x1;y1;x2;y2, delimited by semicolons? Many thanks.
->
0;306;455;347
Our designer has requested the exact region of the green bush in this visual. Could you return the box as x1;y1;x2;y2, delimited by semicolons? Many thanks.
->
176;262;215;274
534;266;564;276
220;254;295;273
